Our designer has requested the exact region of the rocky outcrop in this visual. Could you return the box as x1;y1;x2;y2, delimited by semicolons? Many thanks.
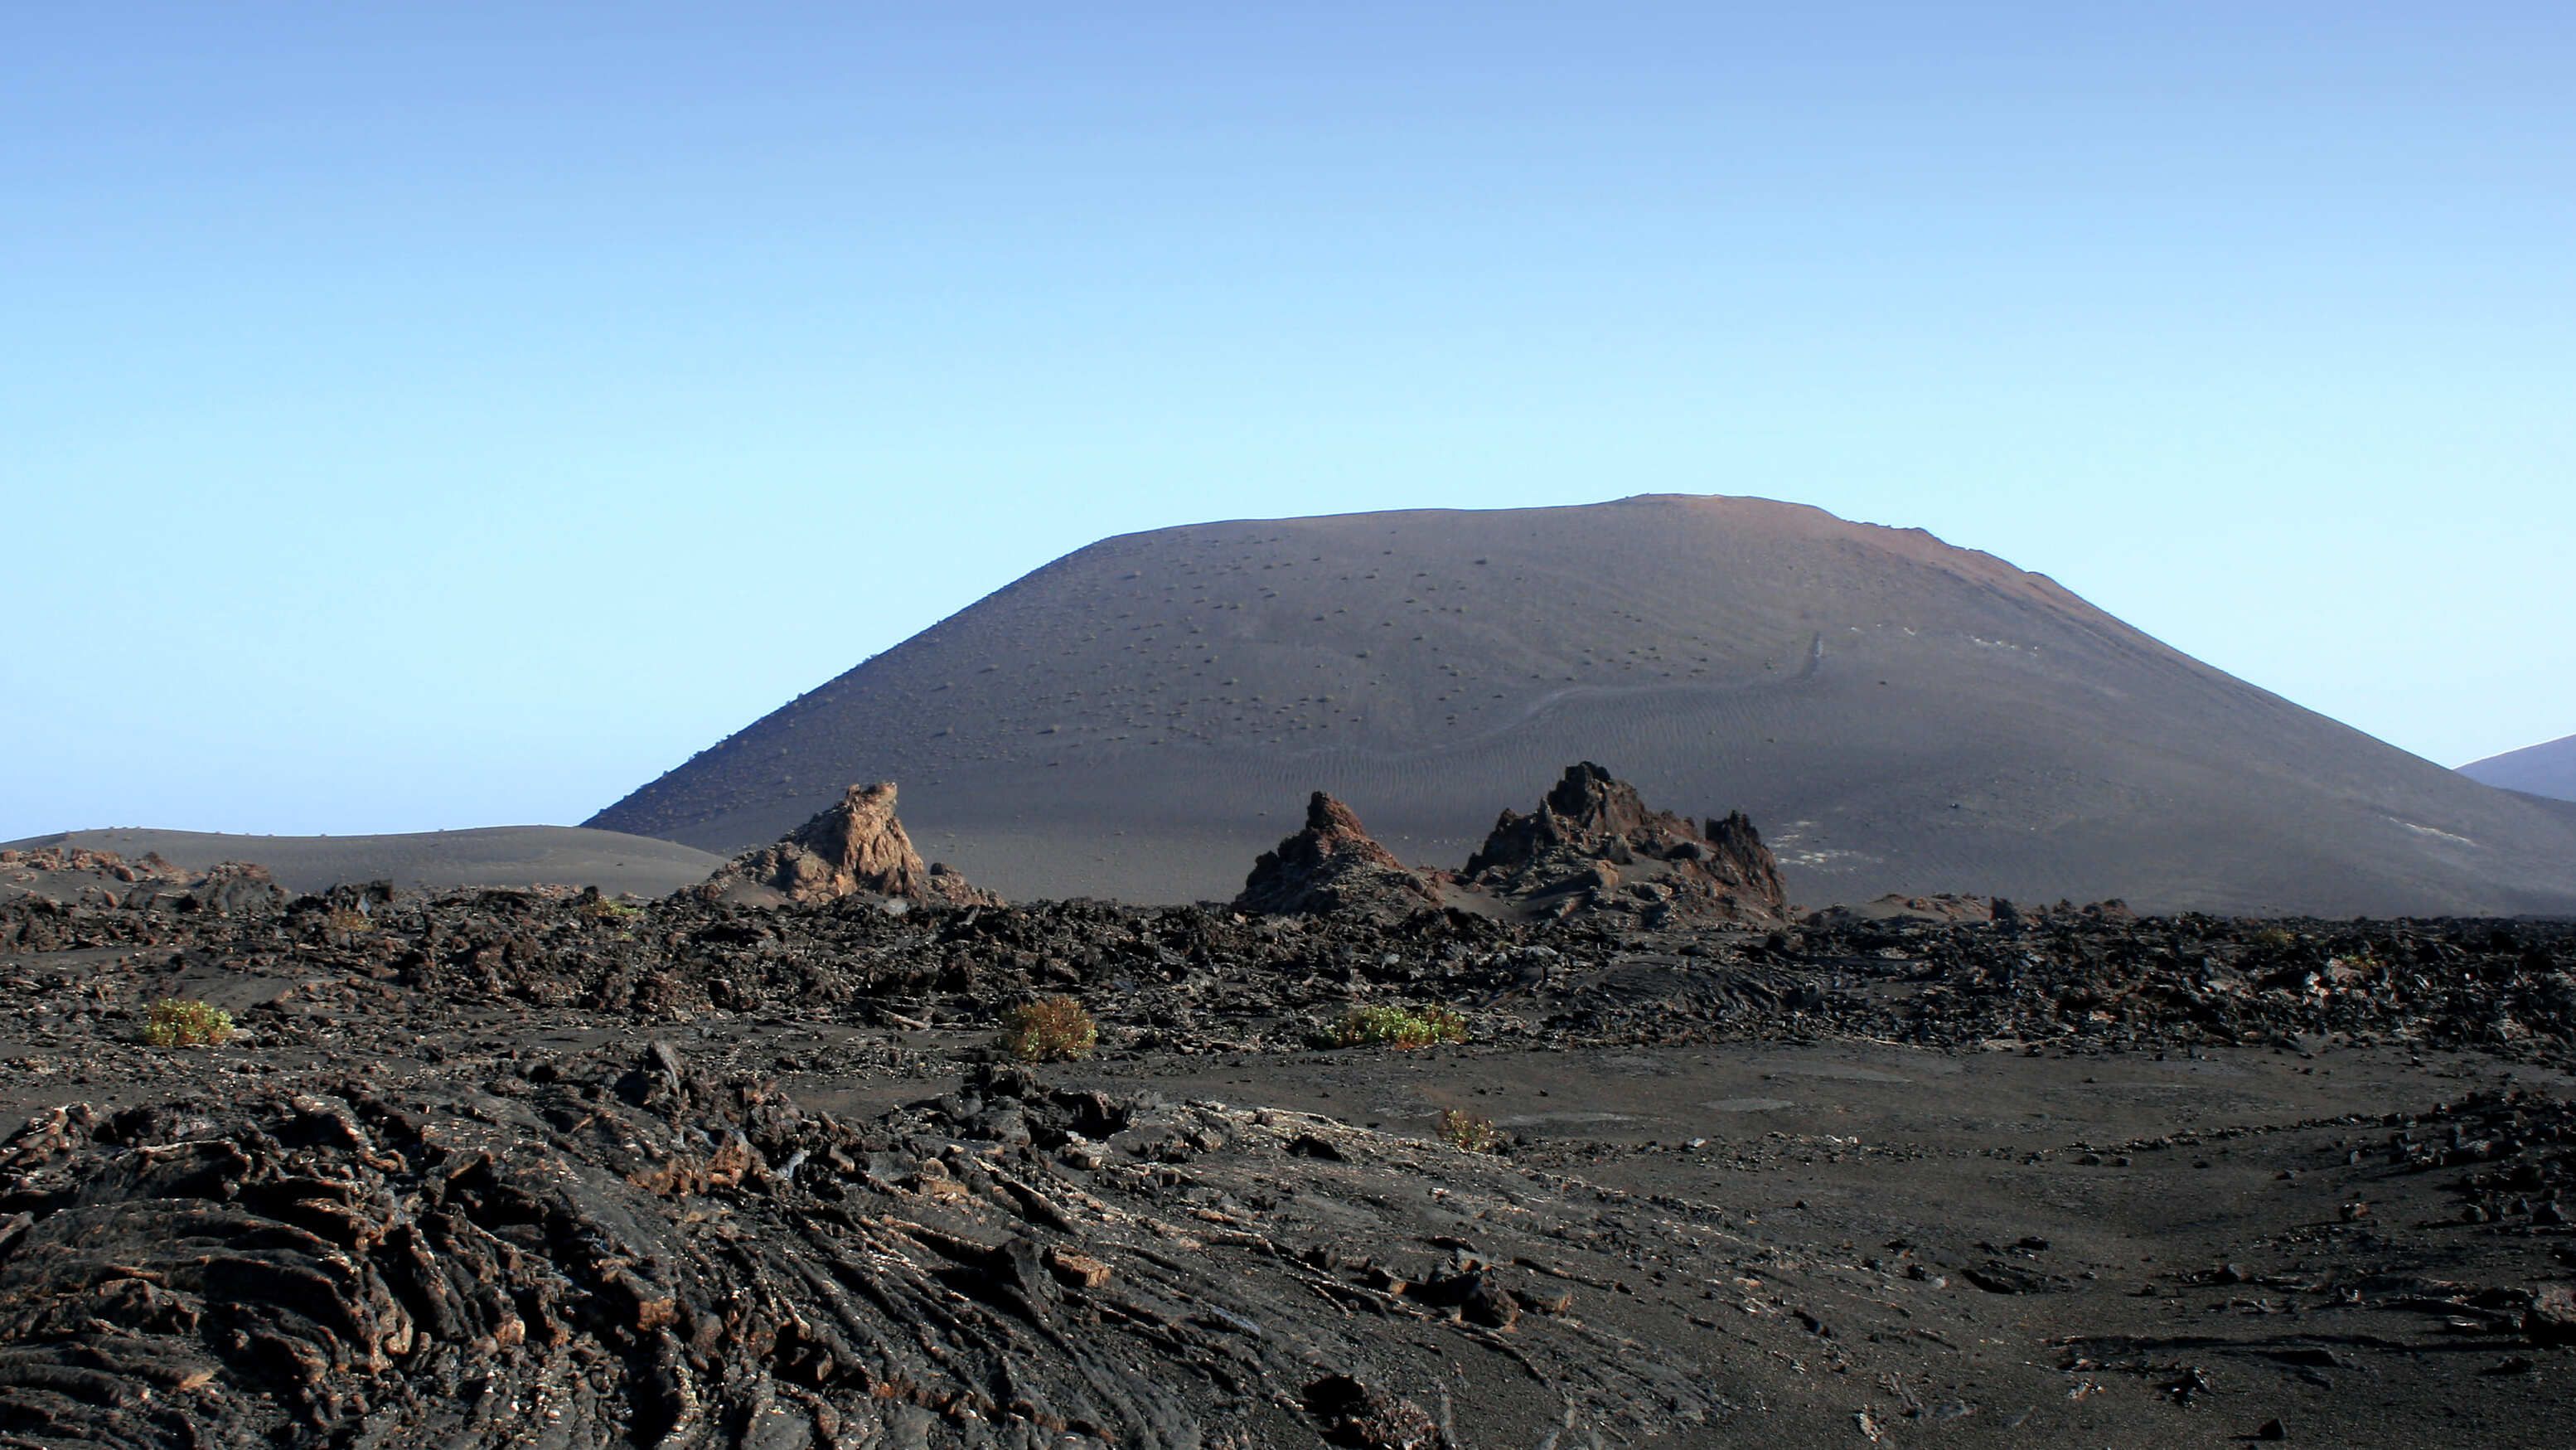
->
179;861;288;916
0;847;283;914
0;846;186;884
1461;762;1788;924
1803;893;1999;929
690;783;999;909
1237;766;1789;925
1236;793;1441;919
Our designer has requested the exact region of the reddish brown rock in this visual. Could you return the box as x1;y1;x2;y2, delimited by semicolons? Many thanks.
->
1237;793;1440;919
0;846;186;881
0;847;281;914
1461;762;1787;924
690;782;999;909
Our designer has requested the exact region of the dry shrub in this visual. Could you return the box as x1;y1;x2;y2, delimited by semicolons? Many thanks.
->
1002;997;1098;1062
1436;1108;1502;1153
143;998;234;1048
1321;1004;1468;1050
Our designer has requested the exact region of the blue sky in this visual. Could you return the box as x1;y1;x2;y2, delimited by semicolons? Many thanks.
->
4;2;2570;838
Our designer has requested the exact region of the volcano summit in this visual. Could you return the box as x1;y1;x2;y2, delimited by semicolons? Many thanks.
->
593;496;2576;915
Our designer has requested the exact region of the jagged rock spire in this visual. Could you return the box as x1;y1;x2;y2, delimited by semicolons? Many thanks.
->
1236;792;1440;918
691;783;999;908
1463;763;1787;923
1236;767;1786;924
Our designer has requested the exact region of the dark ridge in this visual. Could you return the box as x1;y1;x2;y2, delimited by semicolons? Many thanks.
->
2;825;726;898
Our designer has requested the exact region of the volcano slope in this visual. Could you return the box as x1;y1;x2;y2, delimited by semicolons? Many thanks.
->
2;827;724;899
2464;735;2576;804
590;497;2576;916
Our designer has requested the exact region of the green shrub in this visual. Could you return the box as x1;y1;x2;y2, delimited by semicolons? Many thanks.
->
143;998;234;1048
1436;1107;1502;1153
1319;1004;1469;1050
1001;997;1098;1062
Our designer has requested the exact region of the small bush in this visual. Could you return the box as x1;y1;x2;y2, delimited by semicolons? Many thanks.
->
2250;926;2297;952
1436;1108;1503;1153
575;894;640;921
143;998;234;1048
1320;1004;1469;1050
324;906;375;939
1001;997;1097;1062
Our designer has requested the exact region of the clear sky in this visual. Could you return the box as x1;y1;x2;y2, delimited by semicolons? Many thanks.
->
4;2;2570;840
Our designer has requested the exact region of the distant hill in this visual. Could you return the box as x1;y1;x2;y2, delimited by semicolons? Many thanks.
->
591;495;2576;916
2460;734;2576;803
0;826;724;897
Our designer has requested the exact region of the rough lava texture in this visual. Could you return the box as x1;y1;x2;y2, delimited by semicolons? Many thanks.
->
692;783;999;909
6;881;2576;1445
1460;763;1789;924
1233;793;1441;919
3;864;2576;1445
0;846;188;886
0;846;286;918
0;1053;1732;1448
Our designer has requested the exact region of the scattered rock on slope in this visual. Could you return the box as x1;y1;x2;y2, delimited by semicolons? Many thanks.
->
0;846;285;916
1236;793;1441;919
689;782;999;909
1461;762;1788;924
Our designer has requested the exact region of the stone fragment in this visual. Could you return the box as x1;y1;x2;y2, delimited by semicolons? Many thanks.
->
1303;1374;1440;1449
1044;1247;1113;1290
2528;1284;2576;1345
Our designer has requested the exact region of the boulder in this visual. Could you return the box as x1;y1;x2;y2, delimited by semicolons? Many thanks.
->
182;861;288;917
2530;1283;2576;1345
1237;793;1440;919
690;782;1000;909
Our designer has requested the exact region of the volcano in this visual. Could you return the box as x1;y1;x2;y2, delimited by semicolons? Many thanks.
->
2461;733;2576;804
591;496;2576;914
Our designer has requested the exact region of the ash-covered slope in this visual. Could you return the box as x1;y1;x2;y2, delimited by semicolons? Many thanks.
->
2462;733;2576;803
593;495;2576;915
3;826;724;898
